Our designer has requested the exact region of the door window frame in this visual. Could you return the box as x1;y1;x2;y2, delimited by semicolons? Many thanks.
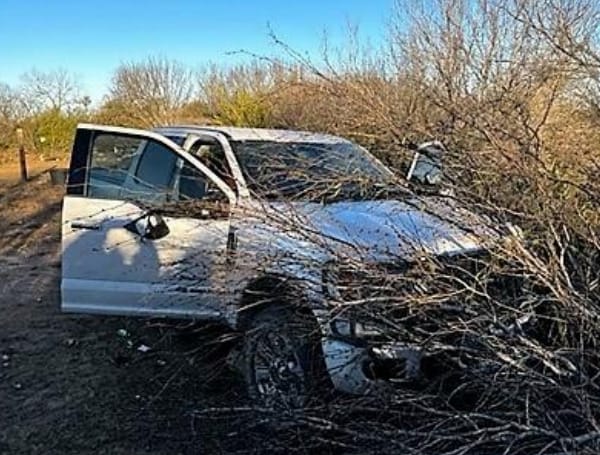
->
155;128;251;199
68;123;237;205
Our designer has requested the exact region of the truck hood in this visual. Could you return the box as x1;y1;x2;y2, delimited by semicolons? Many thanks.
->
272;198;496;262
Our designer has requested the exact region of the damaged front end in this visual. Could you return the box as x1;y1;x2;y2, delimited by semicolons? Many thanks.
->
318;251;530;395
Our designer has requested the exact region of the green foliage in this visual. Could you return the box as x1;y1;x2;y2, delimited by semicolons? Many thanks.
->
92;98;143;128
211;88;273;127
29;108;81;158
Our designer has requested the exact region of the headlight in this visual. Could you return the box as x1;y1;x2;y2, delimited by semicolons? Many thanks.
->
323;262;393;340
330;318;386;339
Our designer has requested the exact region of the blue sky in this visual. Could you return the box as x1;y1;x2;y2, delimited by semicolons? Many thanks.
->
0;0;392;101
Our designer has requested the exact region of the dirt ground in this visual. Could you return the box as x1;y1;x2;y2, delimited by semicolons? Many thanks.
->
0;158;67;186
0;174;255;455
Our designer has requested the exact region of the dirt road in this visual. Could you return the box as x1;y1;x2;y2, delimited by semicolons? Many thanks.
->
0;176;251;455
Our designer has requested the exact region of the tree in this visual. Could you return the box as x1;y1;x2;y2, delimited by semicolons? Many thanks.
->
20;68;84;114
0;82;25;151
106;57;195;126
0;82;21;123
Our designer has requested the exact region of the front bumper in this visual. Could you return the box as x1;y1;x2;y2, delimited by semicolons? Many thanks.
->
321;337;423;394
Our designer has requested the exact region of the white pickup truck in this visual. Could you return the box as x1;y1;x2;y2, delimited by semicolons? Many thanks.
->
62;123;498;405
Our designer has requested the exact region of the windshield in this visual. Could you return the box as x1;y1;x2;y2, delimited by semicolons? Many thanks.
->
232;140;395;201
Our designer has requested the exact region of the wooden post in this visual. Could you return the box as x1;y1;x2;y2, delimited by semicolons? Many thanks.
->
16;127;27;182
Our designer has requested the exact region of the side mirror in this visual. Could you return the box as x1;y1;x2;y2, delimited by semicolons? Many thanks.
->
406;141;446;185
124;211;170;240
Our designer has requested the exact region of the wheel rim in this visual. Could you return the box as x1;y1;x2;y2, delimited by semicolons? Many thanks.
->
252;330;307;407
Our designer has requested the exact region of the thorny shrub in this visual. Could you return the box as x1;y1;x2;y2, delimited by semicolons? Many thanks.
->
188;1;600;454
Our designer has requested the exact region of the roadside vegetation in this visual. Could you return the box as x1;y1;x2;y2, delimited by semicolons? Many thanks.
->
1;0;599;453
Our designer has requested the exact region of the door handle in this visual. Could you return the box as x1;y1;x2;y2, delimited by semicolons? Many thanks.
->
226;227;237;264
71;221;101;230
227;227;238;252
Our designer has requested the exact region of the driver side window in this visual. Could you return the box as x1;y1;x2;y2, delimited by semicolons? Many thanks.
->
135;141;178;189
86;132;228;207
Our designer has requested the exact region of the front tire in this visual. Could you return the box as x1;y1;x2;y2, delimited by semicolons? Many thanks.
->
241;305;326;408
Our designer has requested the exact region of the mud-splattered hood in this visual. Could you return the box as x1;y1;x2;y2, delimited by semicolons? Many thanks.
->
281;198;497;261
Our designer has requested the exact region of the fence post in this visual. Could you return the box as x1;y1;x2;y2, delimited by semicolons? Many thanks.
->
16;127;27;182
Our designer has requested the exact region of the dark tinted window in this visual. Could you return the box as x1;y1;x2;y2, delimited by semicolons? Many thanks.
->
180;161;207;199
179;160;228;202
135;141;178;188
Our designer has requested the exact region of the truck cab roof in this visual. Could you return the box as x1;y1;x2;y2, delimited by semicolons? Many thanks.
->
153;125;349;144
